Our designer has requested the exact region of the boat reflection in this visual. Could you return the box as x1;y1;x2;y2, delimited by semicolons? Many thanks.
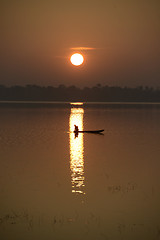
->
69;106;85;194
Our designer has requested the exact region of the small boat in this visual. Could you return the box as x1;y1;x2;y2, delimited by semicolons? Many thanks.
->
74;129;104;134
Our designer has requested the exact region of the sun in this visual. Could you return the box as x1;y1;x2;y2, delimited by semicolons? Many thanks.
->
70;53;84;66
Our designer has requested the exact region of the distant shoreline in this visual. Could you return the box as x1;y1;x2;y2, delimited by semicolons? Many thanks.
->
0;85;160;103
1;100;160;104
1;101;160;109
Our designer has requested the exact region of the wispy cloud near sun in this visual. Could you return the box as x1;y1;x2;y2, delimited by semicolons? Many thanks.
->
70;47;97;50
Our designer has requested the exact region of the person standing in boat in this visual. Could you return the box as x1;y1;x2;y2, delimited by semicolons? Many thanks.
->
74;125;79;132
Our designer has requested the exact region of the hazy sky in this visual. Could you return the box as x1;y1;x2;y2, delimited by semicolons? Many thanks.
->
1;0;160;87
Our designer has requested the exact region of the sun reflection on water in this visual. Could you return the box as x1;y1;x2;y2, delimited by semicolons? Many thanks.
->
69;107;85;194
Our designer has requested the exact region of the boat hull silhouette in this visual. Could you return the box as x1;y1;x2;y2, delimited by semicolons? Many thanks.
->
74;129;104;134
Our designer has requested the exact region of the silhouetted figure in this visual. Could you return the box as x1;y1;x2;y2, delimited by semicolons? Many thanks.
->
74;125;79;138
74;125;79;132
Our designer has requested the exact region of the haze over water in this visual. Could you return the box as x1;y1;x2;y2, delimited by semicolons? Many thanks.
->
0;102;160;240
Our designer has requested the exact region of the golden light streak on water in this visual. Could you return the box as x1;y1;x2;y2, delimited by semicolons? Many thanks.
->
70;102;83;106
69;107;85;194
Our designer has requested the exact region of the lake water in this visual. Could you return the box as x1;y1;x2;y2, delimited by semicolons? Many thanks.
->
0;102;160;240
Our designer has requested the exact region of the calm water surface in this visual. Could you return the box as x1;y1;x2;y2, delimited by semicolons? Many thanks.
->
0;102;160;240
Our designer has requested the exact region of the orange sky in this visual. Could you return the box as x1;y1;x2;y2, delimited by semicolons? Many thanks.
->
1;0;160;87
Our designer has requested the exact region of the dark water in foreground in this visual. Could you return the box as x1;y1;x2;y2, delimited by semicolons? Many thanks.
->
0;102;160;240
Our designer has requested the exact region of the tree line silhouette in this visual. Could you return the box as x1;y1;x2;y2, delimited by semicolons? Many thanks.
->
0;84;160;102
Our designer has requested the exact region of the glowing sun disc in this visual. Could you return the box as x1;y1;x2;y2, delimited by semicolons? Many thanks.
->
70;53;84;66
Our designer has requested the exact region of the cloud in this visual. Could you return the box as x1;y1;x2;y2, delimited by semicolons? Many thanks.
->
70;47;97;50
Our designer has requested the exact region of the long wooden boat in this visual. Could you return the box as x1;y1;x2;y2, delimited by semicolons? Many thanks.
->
74;129;104;134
